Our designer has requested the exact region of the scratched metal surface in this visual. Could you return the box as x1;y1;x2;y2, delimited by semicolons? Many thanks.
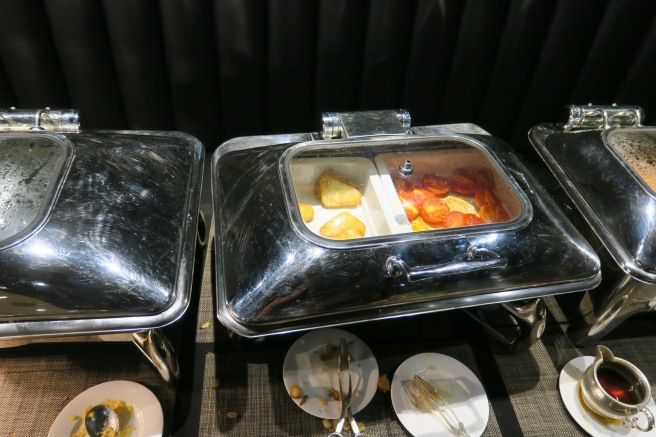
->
0;130;204;336
211;126;601;338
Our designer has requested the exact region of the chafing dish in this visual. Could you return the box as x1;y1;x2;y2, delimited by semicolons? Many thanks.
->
530;104;656;344
0;108;205;382
212;110;600;347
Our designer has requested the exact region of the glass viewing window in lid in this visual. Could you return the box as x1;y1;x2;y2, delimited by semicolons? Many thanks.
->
0;135;72;249
605;128;656;193
284;137;524;241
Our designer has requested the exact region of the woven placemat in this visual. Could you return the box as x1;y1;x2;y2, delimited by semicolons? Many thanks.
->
197;340;502;436
493;339;585;436
0;341;175;436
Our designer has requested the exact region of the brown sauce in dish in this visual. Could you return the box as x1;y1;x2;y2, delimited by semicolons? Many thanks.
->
597;363;644;405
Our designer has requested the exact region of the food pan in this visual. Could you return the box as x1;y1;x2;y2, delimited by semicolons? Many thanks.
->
289;156;396;238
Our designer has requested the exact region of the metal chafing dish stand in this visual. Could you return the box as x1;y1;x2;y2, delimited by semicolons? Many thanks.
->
530;104;656;344
0;108;205;382
212;110;601;349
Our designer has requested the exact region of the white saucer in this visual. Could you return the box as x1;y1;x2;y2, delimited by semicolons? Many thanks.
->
559;356;656;436
48;380;163;437
282;328;379;419
391;352;489;437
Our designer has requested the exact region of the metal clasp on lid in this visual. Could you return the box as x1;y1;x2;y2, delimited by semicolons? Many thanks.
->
0;107;81;133
564;104;643;132
321;109;411;139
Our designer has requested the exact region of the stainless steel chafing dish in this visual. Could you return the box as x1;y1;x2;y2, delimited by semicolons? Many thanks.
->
212;110;601;347
0;108;205;382
530;104;656;343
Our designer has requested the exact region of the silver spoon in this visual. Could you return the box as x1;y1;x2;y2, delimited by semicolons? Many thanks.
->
84;404;119;437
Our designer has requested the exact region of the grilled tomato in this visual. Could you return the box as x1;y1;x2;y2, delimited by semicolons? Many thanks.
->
420;198;450;224
422;174;451;195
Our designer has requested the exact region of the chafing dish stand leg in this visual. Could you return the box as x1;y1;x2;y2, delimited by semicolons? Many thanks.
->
0;330;181;385
132;329;180;384
565;278;656;345
465;298;547;351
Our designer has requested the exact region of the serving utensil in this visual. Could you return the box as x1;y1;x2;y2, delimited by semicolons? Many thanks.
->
84;404;119;437
328;338;364;437
403;374;469;436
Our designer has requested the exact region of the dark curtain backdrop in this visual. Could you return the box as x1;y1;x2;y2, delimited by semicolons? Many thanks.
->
0;0;654;152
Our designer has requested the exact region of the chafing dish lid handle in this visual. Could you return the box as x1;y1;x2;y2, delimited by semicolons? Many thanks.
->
385;247;508;282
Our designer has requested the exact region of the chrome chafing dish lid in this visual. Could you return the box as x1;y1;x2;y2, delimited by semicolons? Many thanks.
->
529;104;656;282
213;110;600;337
0;109;204;338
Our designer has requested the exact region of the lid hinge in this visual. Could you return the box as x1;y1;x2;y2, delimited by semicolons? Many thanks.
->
321;109;411;139
564;104;643;132
0;108;81;133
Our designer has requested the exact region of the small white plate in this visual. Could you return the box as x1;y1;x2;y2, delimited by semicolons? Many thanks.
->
48;380;163;437
391;352;489;437
559;356;656;436
282;328;379;419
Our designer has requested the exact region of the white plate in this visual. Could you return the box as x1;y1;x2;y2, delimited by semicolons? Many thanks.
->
559;356;656;436
48;380;163;437
282;328;379;419
391;353;489;437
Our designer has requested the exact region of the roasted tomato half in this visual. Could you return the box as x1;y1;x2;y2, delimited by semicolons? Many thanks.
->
463;213;484;226
444;211;465;228
451;167;495;195
422;174;451;195
479;203;509;223
398;192;420;221
410;186;436;204
420;198;450;224
451;168;480;195
474;188;500;209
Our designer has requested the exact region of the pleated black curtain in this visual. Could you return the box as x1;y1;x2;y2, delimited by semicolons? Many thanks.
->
0;0;654;153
